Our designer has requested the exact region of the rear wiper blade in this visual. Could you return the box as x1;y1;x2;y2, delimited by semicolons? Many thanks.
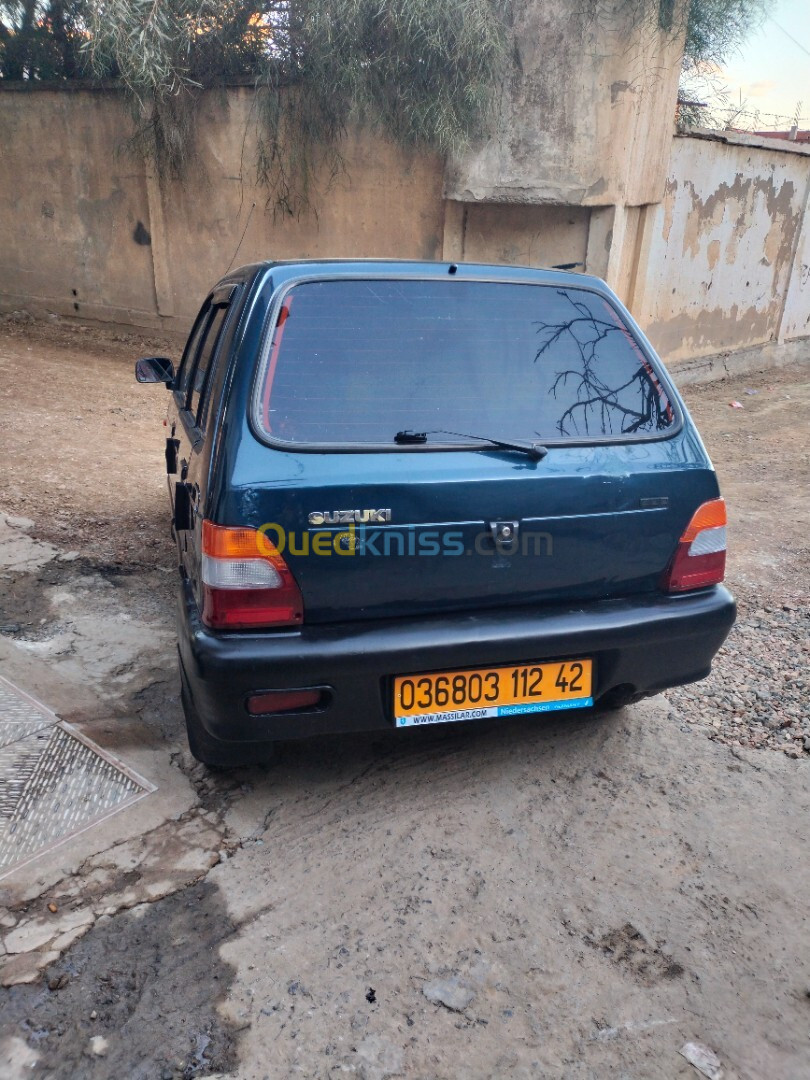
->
394;429;548;461
438;430;549;461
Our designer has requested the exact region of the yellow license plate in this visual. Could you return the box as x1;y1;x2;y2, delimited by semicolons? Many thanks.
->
394;659;593;727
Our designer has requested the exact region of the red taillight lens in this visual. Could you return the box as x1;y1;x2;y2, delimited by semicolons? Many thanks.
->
201;521;304;630
246;689;323;716
661;498;727;593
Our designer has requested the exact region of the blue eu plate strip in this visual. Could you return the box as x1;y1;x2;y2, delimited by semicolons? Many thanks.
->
397;696;593;727
498;698;593;716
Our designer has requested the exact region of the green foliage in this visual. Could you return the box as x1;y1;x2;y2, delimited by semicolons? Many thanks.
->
684;0;771;67
249;0;512;213
80;0;511;209
587;0;771;60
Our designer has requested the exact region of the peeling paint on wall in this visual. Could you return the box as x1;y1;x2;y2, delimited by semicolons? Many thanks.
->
641;137;810;361
782;196;810;341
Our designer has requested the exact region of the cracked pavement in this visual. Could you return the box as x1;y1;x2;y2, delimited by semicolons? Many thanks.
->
0;321;808;1078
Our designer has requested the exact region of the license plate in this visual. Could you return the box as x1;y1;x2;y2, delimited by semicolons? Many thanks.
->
393;659;593;727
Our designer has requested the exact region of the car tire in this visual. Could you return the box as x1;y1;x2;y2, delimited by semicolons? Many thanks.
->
180;676;277;769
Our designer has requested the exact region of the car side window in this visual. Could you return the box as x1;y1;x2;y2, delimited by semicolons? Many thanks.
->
186;302;229;427
175;301;211;398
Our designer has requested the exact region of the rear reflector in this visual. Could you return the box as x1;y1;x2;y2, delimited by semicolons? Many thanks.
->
201;521;304;630
662;498;727;593
246;689;323;716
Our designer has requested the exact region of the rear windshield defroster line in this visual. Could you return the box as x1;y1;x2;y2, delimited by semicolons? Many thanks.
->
251;277;679;450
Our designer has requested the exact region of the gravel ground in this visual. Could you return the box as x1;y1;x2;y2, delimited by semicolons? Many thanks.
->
659;362;810;760
666;589;810;758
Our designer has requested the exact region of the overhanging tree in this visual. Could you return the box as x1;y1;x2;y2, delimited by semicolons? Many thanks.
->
0;0;774;211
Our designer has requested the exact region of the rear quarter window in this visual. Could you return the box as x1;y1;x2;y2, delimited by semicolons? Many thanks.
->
253;279;676;447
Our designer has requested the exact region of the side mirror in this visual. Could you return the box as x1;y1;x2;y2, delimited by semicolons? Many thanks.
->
135;356;175;386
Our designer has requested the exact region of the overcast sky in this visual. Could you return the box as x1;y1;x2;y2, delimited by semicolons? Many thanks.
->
717;0;810;125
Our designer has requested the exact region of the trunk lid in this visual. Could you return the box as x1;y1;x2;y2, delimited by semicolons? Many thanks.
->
219;435;718;624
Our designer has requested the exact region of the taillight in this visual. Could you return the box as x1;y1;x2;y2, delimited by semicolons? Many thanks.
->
661;498;727;593
200;521;304;630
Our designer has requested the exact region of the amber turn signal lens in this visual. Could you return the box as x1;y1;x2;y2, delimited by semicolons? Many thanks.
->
202;521;281;560
680;498;726;543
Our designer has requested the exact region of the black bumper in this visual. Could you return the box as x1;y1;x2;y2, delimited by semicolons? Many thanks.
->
177;579;736;746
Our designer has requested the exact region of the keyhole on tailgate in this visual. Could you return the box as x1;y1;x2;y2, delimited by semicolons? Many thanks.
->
490;521;519;551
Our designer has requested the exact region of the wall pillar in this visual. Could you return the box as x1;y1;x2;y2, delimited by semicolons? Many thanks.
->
584;206;616;280
144;169;175;318
441;199;466;262
624;203;659;323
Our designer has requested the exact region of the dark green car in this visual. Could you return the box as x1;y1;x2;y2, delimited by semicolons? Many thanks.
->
136;260;735;765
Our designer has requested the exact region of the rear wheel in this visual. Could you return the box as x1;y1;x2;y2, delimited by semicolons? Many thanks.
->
180;677;277;769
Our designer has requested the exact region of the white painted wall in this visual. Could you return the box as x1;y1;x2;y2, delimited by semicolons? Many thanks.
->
781;197;810;341
634;133;810;362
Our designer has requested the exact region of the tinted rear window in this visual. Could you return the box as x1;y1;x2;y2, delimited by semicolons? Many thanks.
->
254;279;675;446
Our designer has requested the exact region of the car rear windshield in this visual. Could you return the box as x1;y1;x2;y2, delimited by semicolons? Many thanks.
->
253;278;676;447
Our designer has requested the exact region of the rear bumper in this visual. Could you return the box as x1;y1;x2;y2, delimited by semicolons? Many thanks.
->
177;579;736;746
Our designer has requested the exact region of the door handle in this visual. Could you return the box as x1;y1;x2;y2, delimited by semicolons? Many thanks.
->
174;482;195;532
165;438;180;474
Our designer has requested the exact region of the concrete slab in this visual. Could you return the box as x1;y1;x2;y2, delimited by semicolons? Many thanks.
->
667;337;810;387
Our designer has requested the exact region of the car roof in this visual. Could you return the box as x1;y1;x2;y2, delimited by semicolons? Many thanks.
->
221;258;611;296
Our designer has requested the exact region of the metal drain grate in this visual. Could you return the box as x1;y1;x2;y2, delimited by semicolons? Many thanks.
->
0;676;154;878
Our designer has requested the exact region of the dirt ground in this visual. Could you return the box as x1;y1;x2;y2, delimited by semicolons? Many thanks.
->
0;317;808;1080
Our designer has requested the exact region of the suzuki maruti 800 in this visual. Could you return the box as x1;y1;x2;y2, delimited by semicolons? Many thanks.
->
136;260;736;765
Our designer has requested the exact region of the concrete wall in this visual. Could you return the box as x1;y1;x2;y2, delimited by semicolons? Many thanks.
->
443;203;591;269
0;90;158;325
633;132;810;362
0;87;447;331
155;92;448;323
782;191;810;341
3;91;810;367
0;86;608;334
445;0;686;208
0;4;689;336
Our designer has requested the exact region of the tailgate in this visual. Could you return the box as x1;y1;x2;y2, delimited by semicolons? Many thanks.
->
223;440;719;624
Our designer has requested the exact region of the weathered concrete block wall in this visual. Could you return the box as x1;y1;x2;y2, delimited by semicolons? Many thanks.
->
782;196;810;342
0;3;689;337
0;90;158;325
441;202;591;269
634;133;810;362
0;86;607;334
3;91;810;366
155;91;449;324
0;87;448;332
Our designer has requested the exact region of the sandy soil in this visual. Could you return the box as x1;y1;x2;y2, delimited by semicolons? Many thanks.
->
0;318;808;1080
